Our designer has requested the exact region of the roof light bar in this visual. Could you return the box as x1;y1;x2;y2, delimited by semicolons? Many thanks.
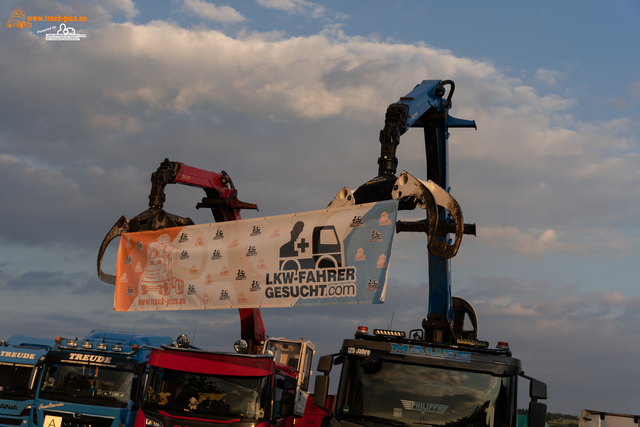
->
456;337;489;348
373;329;406;338
96;343;107;350
111;344;122;352
66;340;78;348
81;341;92;349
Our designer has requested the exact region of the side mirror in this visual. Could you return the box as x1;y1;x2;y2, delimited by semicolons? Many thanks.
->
280;393;295;418
317;355;334;374
528;401;547;427
522;375;547;427
313;375;330;410
284;375;297;391
530;379;547;400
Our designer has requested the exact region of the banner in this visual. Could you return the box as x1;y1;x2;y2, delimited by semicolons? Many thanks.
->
114;200;398;311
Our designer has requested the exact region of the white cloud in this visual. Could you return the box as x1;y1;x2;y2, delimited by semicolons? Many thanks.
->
108;0;138;20
182;0;246;23
533;67;563;87
628;80;640;102
256;0;326;18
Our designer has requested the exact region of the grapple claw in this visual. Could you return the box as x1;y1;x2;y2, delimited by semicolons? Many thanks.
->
392;171;464;259
97;216;129;285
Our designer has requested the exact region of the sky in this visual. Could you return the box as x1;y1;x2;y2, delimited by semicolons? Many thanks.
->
2;0;640;418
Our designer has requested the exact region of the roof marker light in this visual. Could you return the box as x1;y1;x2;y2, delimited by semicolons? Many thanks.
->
373;329;406;338
356;326;369;334
497;342;510;350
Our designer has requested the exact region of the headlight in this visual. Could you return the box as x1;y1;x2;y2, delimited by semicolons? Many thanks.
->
145;417;163;427
234;339;248;354
176;334;190;348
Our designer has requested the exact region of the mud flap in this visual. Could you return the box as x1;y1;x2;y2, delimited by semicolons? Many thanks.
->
391;171;464;259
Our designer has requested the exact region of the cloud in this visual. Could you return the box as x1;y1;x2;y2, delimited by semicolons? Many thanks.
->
104;0;138;20
182;0;246;23
533;68;565;87
256;0;326;18
629;80;640;102
1;18;638;270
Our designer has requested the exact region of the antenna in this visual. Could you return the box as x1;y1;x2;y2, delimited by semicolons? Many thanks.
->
129;326;136;346
102;323;108;342
389;312;394;329
191;329;197;347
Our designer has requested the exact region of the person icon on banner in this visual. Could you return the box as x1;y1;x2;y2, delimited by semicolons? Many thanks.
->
280;221;305;258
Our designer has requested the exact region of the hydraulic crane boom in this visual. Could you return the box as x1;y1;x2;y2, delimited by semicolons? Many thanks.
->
97;159;265;352
329;80;477;343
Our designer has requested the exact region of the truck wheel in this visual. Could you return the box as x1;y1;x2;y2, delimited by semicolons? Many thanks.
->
281;260;299;271
316;256;338;269
160;281;171;295
175;280;184;294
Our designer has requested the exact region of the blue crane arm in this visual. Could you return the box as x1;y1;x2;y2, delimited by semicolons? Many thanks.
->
328;79;477;343
377;80;476;178
379;80;476;342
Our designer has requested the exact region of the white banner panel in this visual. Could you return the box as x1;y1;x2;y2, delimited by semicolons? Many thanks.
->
114;200;398;311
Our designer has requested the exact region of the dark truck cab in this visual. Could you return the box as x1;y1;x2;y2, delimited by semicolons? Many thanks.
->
314;327;547;427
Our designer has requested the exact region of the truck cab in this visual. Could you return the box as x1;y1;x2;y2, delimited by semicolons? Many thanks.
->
29;330;173;427
135;337;314;427
314;326;547;427
0;335;54;427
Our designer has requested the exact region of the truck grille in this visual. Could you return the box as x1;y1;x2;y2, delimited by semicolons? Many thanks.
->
43;410;115;427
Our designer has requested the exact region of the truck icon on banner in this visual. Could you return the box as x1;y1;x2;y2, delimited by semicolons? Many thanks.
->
138;235;185;296
279;222;343;271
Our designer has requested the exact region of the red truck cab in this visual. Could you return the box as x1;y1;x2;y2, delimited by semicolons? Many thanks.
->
135;339;312;427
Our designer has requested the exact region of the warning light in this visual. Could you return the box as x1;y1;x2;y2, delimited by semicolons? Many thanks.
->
356;326;369;334
497;342;510;350
373;329;406;338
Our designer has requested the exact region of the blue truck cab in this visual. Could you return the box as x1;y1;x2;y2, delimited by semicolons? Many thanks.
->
0;335;55;427
30;330;173;427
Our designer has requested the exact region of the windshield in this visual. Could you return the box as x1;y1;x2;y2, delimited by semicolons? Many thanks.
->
144;367;269;421
0;365;34;398
337;356;515;427
38;363;133;408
